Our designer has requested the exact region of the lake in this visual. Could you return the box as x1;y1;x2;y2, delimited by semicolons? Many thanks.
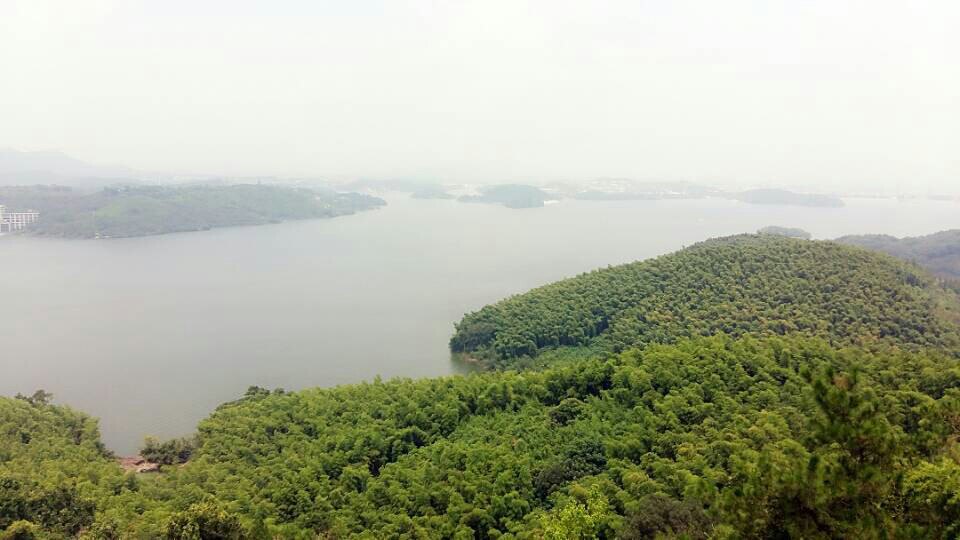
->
2;195;958;454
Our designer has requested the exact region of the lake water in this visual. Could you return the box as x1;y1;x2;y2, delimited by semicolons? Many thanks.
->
2;195;959;454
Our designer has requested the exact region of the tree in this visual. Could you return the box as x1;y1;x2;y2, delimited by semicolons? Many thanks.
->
549;398;585;426
718;367;906;538
620;495;712;540
162;502;244;540
0;521;38;540
13;391;51;407
540;484;611;540
141;436;197;465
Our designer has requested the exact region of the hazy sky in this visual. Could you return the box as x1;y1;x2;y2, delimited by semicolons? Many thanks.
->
1;0;957;192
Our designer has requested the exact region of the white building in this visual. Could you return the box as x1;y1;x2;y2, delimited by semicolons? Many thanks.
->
0;204;40;232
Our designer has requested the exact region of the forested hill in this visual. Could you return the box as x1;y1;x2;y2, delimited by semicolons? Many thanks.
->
6;338;960;537
0;184;385;238
450;235;960;367
836;230;960;280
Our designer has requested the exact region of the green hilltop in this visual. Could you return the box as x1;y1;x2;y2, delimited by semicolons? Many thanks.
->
451;235;960;368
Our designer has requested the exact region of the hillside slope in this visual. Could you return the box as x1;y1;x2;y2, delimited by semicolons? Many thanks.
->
450;235;960;366
836;230;960;280
0;394;125;537
5;338;960;538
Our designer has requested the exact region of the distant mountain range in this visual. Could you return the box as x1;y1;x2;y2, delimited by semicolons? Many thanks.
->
0;149;139;188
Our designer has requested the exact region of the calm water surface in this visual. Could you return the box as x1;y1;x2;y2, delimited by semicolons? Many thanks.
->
2;195;958;453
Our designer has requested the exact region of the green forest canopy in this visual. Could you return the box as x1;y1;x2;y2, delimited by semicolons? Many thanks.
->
450;235;960;367
5;337;960;538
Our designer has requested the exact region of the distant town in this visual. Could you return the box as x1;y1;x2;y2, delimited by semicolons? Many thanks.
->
0;204;39;232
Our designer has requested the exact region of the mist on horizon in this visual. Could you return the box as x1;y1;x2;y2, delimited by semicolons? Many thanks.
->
1;0;957;194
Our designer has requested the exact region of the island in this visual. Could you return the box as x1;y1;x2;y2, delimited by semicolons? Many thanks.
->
343;179;455;200
0;183;385;238
410;185;455;200
458;184;554;208
757;225;812;239
733;188;844;207
571;179;716;200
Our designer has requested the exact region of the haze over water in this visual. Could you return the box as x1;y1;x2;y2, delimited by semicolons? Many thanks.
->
2;195;958;454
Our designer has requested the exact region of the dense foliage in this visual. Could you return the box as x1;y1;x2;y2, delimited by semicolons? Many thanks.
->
451;235;960;366
0;394;125;538
837;229;960;280
140;436;197;466
6;338;960;538
0;184;384;238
